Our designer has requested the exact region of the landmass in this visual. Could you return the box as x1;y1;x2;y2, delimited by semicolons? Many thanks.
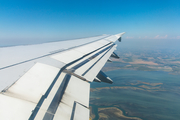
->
102;49;180;75
98;107;142;120
90;81;165;93
90;106;95;120
129;81;163;86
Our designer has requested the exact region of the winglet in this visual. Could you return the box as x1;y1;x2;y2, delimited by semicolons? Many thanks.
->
115;32;126;38
115;32;125;42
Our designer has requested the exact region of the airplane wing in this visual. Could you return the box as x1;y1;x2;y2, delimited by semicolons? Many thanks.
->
0;32;125;120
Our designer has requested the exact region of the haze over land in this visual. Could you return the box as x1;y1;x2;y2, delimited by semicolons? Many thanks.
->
103;39;180;75
90;40;180;120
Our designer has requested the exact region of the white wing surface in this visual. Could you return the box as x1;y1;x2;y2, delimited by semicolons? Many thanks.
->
0;32;125;120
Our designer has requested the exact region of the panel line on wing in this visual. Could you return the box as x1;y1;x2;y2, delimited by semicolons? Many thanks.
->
70;101;89;120
50;35;111;54
82;44;115;76
63;69;89;83
0;35;111;71
43;74;71;120
28;70;62;120
69;44;114;72
70;101;77;120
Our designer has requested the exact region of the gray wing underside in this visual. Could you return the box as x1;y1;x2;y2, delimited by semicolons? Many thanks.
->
0;32;125;120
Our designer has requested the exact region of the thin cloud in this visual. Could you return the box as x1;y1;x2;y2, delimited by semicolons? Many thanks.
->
138;36;148;39
154;35;168;39
177;36;180;39
140;36;148;39
154;35;159;39
125;36;134;39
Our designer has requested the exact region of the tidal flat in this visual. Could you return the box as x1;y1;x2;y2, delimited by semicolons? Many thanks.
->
90;69;180;120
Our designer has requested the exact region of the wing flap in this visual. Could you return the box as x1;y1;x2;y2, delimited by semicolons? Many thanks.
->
52;76;90;120
73;48;106;79
67;43;116;82
61;76;90;108
83;45;117;81
73;102;89;120
4;63;60;103
33;72;66;120
0;94;36;120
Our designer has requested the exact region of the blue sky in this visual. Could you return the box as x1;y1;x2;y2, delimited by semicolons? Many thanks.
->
0;0;180;44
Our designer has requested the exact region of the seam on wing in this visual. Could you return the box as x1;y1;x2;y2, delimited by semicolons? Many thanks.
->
0;35;111;71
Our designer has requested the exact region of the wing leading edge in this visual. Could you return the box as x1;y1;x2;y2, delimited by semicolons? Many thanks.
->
0;32;125;120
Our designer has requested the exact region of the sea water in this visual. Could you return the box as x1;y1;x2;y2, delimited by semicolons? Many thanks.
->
90;69;180;120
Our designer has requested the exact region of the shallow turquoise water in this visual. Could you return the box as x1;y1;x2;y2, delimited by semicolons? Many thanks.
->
90;69;180;120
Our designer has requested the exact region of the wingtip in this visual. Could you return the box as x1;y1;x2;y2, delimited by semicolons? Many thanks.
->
115;32;126;38
115;32;125;42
